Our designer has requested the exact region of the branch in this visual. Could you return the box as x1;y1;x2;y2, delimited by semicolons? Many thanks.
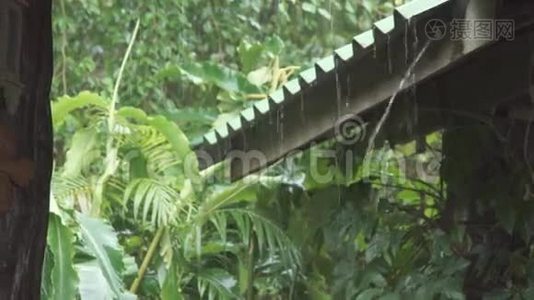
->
129;227;165;294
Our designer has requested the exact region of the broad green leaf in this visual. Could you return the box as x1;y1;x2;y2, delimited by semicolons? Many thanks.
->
160;262;184;300
397;190;420;205
77;213;126;297
178;62;260;94
52;91;108;129
147;116;190;159
41;246;53;300
77;260;136;300
198;181;258;222
63;128;99;177
238;41;265;72
264;35;284;55
116;106;148;122
47;214;77;300
162;107;217;125
77;260;113;300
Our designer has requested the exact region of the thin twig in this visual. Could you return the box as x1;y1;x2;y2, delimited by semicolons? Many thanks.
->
366;40;431;155
60;0;68;95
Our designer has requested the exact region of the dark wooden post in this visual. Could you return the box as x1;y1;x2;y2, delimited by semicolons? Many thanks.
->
0;0;53;299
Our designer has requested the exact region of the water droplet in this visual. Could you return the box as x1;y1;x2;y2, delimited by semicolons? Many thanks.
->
300;93;306;124
345;73;350;108
335;67;342;117
276;108;280;133
241;130;247;151
280;107;285;144
386;34;393;74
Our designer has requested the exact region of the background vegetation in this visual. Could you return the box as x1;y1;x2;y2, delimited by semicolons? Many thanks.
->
42;0;534;299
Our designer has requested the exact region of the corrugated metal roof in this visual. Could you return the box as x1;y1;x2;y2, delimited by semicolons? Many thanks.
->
200;0;452;147
194;0;534;179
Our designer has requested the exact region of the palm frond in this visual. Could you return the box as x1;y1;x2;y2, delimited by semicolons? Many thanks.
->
52;175;94;213
122;125;180;174
123;178;184;227
195;268;238;300
212;208;301;272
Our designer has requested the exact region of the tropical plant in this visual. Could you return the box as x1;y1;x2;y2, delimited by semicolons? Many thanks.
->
45;83;304;298
44;17;302;298
44;0;513;299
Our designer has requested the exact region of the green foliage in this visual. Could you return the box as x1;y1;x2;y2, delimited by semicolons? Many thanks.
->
45;87;301;298
46;214;77;300
45;0;534;299
77;213;129;297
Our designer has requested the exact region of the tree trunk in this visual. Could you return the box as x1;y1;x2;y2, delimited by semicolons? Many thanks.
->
0;0;53;299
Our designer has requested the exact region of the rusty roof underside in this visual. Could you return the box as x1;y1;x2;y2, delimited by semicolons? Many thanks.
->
195;0;534;180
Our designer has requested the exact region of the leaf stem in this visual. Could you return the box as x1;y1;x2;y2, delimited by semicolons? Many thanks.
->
246;232;255;300
110;19;140;131
129;226;165;294
92;19;140;216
